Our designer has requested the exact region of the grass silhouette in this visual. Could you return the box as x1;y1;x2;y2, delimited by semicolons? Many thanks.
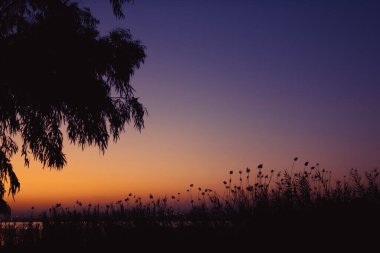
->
0;159;379;252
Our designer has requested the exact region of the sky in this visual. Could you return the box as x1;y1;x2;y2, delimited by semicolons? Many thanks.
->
6;0;380;215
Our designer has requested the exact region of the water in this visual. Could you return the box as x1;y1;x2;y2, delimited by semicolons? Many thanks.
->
0;221;43;229
0;221;43;246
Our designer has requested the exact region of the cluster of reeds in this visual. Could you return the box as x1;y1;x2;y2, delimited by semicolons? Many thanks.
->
0;158;379;251
190;159;380;216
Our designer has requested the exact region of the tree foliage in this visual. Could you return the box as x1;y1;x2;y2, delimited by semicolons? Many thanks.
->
0;0;146;215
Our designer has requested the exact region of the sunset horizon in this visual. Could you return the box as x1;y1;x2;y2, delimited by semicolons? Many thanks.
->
3;0;380;217
1;1;379;251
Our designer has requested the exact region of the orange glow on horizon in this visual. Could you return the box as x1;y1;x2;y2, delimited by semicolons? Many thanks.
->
5;125;371;215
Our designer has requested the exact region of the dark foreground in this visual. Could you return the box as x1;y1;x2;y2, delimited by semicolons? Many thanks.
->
1;209;379;253
1;167;379;252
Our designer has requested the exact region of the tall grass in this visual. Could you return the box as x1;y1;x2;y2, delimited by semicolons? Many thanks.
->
1;160;379;252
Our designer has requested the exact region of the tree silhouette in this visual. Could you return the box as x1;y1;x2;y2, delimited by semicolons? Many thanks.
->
0;0;146;215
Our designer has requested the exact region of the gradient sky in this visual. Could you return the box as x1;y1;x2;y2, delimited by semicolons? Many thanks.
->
6;0;380;215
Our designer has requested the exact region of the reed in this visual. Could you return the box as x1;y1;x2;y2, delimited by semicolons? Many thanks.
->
1;159;379;252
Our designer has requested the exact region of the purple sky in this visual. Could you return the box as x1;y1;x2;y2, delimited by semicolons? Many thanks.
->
79;0;380;173
7;0;380;215
7;0;380;216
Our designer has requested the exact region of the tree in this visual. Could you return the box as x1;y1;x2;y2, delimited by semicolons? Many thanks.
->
0;0;146;215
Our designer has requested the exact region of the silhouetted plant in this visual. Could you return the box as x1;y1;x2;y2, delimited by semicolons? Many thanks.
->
0;160;379;251
0;0;146;214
